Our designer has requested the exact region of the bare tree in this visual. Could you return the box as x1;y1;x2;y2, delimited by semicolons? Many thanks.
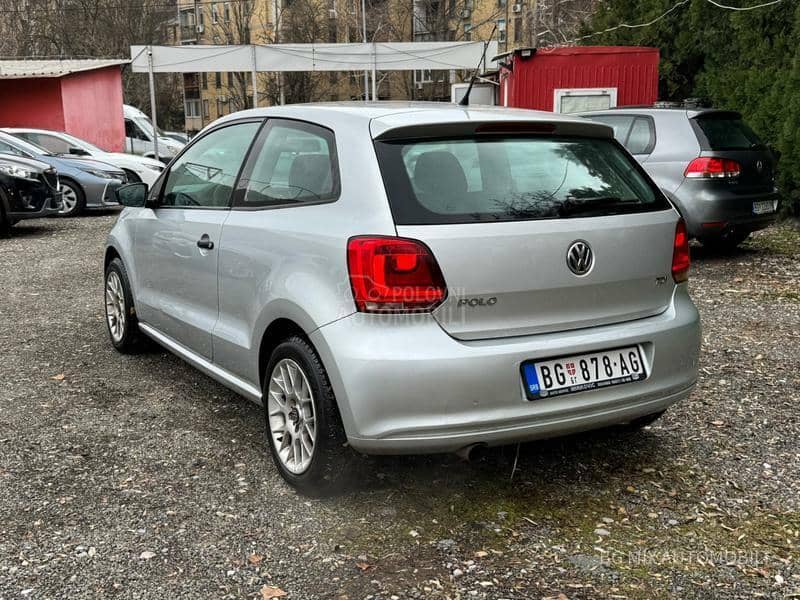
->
527;0;598;47
0;0;184;129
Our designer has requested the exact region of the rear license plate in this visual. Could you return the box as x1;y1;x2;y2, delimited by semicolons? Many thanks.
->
753;200;776;215
522;346;647;400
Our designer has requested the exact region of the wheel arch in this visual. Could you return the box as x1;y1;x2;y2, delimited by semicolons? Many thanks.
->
104;244;122;271
257;318;311;393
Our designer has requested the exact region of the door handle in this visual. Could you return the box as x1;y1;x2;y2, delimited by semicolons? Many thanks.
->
197;234;214;250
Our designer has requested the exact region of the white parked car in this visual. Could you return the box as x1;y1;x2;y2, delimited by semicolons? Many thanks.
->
123;104;185;163
6;128;165;187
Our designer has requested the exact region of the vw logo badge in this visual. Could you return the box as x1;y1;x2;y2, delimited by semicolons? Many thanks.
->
756;160;764;173
566;240;593;276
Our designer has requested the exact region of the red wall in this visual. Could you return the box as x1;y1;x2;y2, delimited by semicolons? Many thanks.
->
0;78;66;132
0;65;125;152
60;67;125;152
500;46;659;111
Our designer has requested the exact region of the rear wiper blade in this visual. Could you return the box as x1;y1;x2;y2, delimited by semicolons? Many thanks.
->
558;196;639;217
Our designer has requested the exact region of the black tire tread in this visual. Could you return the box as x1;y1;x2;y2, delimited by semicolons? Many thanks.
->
263;335;353;496
105;257;144;353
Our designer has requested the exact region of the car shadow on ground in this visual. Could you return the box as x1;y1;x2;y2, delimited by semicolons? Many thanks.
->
130;333;678;501
352;424;671;492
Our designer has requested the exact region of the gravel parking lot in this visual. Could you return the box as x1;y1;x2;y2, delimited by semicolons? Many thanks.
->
1;214;798;599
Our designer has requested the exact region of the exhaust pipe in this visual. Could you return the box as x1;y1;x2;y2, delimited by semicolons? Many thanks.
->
456;443;488;462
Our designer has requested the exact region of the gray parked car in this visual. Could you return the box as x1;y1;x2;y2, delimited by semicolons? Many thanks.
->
104;103;701;493
579;107;779;249
0;131;126;217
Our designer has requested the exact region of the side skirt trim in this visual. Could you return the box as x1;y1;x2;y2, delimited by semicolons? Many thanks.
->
138;322;262;405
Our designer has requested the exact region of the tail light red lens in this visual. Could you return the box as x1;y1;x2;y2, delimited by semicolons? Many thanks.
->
672;219;690;283
684;157;741;179
347;236;447;313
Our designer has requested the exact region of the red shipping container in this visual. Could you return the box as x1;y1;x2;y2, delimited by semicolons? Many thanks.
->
497;46;659;113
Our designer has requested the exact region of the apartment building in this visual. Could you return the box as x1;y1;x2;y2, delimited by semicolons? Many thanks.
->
172;0;558;132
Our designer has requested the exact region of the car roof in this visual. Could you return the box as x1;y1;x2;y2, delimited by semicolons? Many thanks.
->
213;101;613;140
4;127;68;135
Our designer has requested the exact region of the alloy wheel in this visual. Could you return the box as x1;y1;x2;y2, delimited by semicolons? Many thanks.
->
105;271;126;343
59;184;78;215
267;358;317;474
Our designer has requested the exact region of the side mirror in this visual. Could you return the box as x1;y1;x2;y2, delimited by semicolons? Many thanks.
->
115;182;148;207
68;147;90;156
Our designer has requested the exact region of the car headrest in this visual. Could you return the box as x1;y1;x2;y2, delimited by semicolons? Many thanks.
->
413;151;468;198
288;154;332;197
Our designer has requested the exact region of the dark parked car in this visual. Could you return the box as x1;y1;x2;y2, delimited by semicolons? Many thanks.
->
0;154;62;233
579;106;779;249
0;131;126;217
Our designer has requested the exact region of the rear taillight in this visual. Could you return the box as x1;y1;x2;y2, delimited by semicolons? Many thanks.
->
347;236;447;313
684;157;741;179
672;220;690;283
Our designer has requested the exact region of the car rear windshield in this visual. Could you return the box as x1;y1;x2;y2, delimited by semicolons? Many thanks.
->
693;114;764;150
374;135;669;225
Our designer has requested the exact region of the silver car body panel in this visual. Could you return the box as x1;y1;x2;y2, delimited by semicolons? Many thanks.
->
107;102;701;454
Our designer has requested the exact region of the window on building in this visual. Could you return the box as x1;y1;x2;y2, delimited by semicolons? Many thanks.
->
185;99;201;118
215;72;222;88
514;17;522;42
201;72;208;89
463;23;472;41
496;19;507;43
211;3;219;23
498;0;507;7
217;98;225;117
554;88;618;114
223;2;231;21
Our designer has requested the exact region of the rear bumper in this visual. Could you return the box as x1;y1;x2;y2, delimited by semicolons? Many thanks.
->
310;286;701;455
674;181;779;238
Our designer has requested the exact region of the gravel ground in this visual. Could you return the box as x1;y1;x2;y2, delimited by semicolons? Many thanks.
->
0;214;798;600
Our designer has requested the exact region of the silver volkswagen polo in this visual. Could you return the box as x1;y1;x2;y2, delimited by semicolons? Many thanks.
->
104;103;701;493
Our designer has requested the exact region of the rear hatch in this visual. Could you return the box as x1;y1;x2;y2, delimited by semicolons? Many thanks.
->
373;120;679;341
689;111;776;194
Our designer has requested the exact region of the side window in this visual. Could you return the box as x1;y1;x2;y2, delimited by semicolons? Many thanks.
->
237;120;339;208
625;117;655;155
160;121;261;208
33;134;71;154
587;115;634;145
0;139;30;157
0;140;21;155
125;119;148;141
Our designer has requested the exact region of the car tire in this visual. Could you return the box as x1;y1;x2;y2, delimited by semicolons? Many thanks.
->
122;169;142;184
701;231;749;252
263;336;352;496
58;178;86;217
0;190;11;236
104;257;143;353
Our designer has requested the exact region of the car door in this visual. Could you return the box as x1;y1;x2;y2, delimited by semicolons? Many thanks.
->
133;119;263;359
125;118;151;155
213;119;341;385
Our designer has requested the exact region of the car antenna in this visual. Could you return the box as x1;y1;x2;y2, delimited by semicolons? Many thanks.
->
458;23;498;107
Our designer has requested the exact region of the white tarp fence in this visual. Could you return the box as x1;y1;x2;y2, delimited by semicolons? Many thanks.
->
130;42;497;73
130;41;496;159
